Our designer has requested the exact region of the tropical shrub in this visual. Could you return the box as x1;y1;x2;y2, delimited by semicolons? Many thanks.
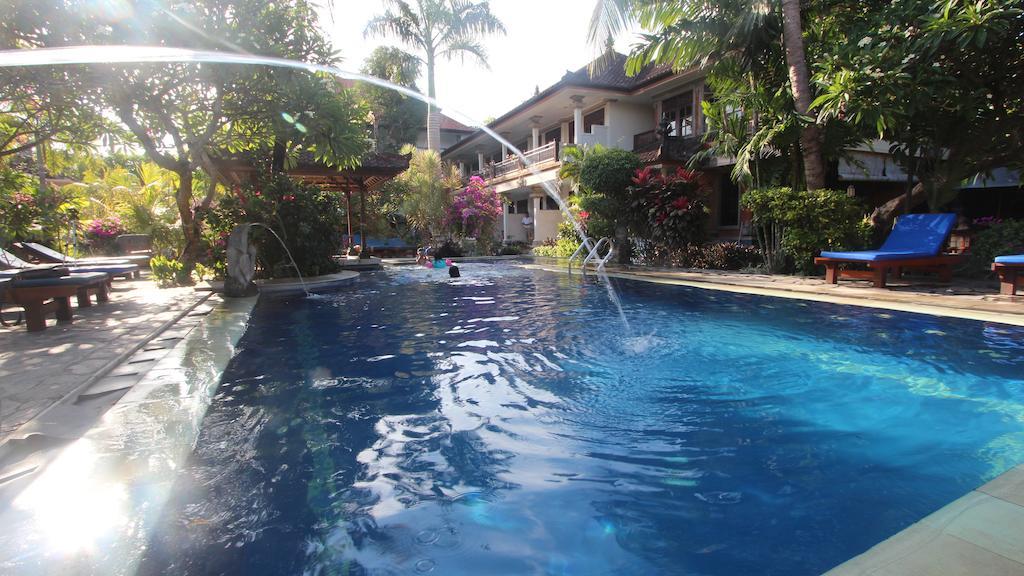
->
446;175;502;253
742;187;871;274
0;168;39;244
150;255;184;288
638;242;762;270
396;148;459;241
966;219;1024;277
205;175;344;279
576;147;642;246
85;215;125;254
629;167;709;250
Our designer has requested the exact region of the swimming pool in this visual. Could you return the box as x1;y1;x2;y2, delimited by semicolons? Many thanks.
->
139;263;1024;575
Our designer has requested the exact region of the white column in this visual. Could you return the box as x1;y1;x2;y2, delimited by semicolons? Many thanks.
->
501;143;508;158
531;127;540;150
459;161;466;177
571;96;585;144
477;151;485;171
561;122;570;143
502;200;508;242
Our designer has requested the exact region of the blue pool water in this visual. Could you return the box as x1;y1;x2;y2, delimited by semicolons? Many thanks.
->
140;263;1024;575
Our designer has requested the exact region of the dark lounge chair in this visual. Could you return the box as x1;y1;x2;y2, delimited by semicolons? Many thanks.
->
14;241;149;271
814;213;961;288
2;248;140;281
993;254;1024;296
0;269;110;331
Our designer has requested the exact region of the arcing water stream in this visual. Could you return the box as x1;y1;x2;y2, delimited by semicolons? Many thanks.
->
0;45;632;334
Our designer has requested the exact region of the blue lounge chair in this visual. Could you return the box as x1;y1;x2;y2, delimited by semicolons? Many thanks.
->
2;248;139;281
814;213;961;288
993;254;1024;295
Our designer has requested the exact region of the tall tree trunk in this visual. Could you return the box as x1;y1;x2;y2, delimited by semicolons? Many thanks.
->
781;0;826;191
271;139;287;173
426;53;440;152
175;168;199;283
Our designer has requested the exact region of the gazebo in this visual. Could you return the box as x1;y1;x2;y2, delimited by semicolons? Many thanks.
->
212;151;410;257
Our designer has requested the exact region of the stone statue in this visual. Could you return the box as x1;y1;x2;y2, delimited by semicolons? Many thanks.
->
225;224;258;297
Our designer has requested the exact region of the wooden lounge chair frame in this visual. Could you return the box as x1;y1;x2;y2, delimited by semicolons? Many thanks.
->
993;262;1023;296
814;254;964;288
3;276;109;332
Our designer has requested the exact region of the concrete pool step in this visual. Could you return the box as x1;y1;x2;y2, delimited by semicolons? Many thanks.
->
826;465;1024;575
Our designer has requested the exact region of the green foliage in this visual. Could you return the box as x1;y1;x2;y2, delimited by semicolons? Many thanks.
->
150;255;184;288
532;237;581;258
966;220;1024;278
742;187;871;274
5;0;370;271
0;167;38;244
812;0;1024;209
193;262;216;283
628;167;709;250
205;174;344;278
576;146;641;242
395;147;460;240
359;47;427;153
638;242;762;270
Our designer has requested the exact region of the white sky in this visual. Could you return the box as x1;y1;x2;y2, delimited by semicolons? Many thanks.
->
318;0;632;124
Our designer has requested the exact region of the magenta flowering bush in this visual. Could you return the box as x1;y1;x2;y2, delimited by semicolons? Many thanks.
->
446;175;503;238
86;215;125;239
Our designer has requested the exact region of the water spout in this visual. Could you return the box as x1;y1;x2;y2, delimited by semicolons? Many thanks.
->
247;223;309;298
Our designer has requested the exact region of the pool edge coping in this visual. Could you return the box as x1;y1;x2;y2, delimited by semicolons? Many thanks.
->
523;263;1024;327
0;294;257;575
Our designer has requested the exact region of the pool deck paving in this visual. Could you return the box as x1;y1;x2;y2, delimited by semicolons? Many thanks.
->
0;275;207;442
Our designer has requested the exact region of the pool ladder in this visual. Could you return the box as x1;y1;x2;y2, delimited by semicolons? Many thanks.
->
568;237;614;275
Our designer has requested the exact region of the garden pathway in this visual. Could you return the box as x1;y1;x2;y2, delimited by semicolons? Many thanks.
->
0;276;206;441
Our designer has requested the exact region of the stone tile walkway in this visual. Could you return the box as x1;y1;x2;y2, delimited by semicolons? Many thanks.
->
0;276;206;441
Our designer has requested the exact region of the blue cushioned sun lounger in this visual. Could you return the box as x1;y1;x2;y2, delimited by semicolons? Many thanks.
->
814;213;962;288
993;254;1024;295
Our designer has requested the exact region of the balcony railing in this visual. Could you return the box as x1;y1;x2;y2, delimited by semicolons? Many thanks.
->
633;130;659;150
472;141;560;181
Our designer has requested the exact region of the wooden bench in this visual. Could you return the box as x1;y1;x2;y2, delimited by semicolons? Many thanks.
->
815;254;964;288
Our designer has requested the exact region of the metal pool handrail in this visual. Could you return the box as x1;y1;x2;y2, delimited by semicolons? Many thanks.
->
582;237;614;275
568;236;595;275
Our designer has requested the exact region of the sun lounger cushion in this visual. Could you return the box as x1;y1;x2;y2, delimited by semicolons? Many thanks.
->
994;254;1024;265
817;249;937;262
18;242;147;266
820;213;957;261
67;263;139;276
10;271;108;288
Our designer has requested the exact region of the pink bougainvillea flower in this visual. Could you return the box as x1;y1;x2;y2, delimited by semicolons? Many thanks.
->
672;196;690;211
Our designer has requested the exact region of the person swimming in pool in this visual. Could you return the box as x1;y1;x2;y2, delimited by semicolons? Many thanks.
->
415;248;429;266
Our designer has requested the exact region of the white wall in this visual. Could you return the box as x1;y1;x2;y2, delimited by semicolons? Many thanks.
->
606;101;657;151
534;208;562;244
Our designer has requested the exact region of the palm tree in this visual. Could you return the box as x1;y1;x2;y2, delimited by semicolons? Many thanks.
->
588;0;826;190
365;0;506;152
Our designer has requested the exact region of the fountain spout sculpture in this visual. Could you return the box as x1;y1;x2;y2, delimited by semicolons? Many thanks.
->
225;224;258;297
